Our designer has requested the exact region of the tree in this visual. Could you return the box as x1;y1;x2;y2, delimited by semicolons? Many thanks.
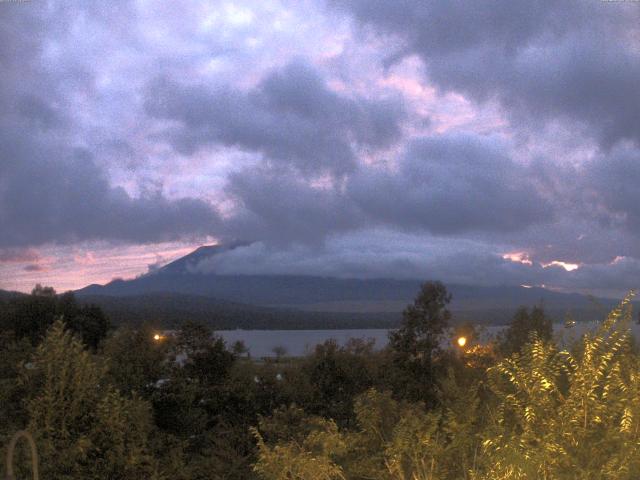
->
0;334;32;436
31;284;55;297
479;295;640;479
152;321;235;438
151;321;259;479
272;345;287;361
22;320;158;479
66;304;110;350
232;339;249;357
497;304;552;356
0;287;109;348
103;324;172;397
175;320;235;385
388;281;452;403
56;291;110;349
253;386;483;480
4;286;58;344
299;339;378;427
253;405;347;480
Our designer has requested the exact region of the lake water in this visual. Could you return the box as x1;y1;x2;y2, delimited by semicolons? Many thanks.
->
216;321;640;358
216;329;391;357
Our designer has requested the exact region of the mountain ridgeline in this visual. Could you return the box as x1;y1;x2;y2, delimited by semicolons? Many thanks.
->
69;245;624;329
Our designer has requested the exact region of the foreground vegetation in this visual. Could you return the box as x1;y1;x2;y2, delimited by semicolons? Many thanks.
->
1;283;638;479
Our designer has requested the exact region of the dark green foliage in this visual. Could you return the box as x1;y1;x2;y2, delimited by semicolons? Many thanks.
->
149;321;263;479
253;385;483;480
20;321;159;479
65;304;110;349
254;296;640;480
0;285;110;349
253;405;347;480
176;320;236;385
152;321;236;439
497;304;553;356
103;323;172;397
0;334;32;437
7;280;630;480
232;339;249;356
298;338;379;427
388;281;452;403
1;284;58;344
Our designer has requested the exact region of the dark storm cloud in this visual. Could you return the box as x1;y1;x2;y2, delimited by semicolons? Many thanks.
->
585;145;640;233
0;127;220;249
219;133;552;244
144;59;405;175
332;0;640;148
507;145;640;266
349;134;553;234
0;2;221;250
222;166;363;245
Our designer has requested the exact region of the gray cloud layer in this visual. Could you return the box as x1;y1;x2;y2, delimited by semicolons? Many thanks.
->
1;0;640;294
587;145;640;233
189;236;640;296
349;134;553;234
0;2;220;249
210;132;555;247
145;59;405;176
0;128;220;248
332;0;640;148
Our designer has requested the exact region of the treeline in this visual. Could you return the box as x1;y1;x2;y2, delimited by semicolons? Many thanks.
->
80;292;401;330
0;284;109;348
1;282;636;479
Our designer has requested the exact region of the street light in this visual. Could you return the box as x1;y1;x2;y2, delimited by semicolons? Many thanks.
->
153;334;162;341
457;336;467;348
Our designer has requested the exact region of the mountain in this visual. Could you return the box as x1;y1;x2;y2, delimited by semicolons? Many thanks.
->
0;289;25;301
159;243;249;275
74;245;624;326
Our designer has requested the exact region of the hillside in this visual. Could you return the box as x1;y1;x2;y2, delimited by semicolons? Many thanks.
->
0;289;26;302
78;292;400;330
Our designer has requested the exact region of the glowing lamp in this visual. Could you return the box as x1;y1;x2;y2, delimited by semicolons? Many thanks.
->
153;334;161;341
457;336;467;348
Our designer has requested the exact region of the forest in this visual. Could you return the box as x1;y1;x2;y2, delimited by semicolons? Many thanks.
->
1;282;638;479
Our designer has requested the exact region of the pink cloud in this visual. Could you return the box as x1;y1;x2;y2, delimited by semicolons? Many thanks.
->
74;251;97;266
0;248;41;264
0;241;206;293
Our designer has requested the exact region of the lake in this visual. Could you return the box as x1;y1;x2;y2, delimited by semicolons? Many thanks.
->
216;321;640;358
216;329;391;357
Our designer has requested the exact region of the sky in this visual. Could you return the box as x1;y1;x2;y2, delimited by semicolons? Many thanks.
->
1;0;639;296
